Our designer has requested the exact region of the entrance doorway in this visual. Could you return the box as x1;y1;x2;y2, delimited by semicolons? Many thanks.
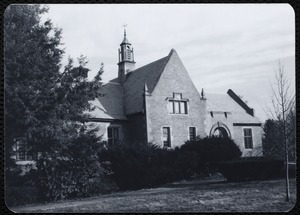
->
212;127;229;138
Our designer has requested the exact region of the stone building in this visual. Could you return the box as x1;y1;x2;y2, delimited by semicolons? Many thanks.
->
88;31;263;156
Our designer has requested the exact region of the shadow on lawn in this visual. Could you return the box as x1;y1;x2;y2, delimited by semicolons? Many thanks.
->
164;179;227;189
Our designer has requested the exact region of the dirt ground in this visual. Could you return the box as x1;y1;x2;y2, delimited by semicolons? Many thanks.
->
10;177;296;213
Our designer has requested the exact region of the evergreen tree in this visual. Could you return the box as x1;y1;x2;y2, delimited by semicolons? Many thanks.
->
4;4;64;166
5;4;107;201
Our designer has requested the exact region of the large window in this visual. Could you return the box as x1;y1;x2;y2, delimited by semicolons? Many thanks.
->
243;128;253;149
189;127;196;141
168;93;188;114
162;127;171;148
108;127;120;145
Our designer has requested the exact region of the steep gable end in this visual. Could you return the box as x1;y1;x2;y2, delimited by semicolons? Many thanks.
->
151;49;200;98
123;53;171;115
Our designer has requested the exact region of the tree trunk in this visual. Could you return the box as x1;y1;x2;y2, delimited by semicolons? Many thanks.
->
285;139;290;202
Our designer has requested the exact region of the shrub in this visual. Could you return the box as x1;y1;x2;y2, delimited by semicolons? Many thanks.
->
100;137;242;190
99;142;193;190
217;157;285;182
5;166;40;207
36;134;117;201
180;136;242;176
5;186;39;208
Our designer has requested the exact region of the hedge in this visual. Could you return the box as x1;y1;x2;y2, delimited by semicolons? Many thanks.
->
217;158;285;182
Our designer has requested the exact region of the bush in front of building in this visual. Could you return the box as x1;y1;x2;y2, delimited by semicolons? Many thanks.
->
99;142;197;190
6;185;39;207
35;134;118;202
180;136;242;176
217;157;285;182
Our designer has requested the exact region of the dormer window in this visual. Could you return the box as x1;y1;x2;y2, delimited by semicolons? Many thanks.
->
167;93;188;114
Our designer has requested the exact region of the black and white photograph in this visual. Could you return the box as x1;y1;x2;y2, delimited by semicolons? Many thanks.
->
4;3;296;213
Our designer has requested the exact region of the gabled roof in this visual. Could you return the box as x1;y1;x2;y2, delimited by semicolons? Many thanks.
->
123;50;173;115
88;82;126;120
205;92;261;123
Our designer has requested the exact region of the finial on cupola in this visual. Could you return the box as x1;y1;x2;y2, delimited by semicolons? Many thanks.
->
144;83;149;95
201;88;206;100
123;23;127;37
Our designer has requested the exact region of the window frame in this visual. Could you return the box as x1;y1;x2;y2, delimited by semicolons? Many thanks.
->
189;127;197;141
243;128;253;149
162;126;171;148
107;126;121;145
14;138;34;161
167;93;188;115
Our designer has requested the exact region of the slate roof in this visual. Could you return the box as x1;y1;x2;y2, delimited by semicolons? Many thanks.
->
123;52;171;115
205;93;261;123
89;50;172;118
89;49;260;124
88;82;126;120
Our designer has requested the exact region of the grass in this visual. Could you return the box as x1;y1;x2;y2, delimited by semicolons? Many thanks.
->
10;177;296;213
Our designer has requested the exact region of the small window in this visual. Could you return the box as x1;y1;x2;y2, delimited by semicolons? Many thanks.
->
16;140;26;160
189;127;196;141
108;127;120;145
162;127;171;147
174;93;182;99
15;139;33;161
243;128;253;149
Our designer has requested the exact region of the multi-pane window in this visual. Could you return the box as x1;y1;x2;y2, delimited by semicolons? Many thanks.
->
189;127;196;141
162;127;171;147
243;128;253;149
16;140;26;160
168;93;188;114
15;139;33;161
108;127;120;145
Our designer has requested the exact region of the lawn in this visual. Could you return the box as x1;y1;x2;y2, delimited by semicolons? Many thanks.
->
11;177;296;213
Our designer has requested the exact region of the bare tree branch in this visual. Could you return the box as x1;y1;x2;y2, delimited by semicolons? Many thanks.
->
264;60;295;202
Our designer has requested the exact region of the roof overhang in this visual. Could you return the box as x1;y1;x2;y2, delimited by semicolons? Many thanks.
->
87;118;128;123
233;123;262;126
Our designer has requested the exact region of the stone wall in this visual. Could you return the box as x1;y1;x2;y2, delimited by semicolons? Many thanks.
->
146;50;206;148
233;125;263;157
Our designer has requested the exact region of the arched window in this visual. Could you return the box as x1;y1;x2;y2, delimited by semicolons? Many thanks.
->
209;122;231;138
212;127;229;138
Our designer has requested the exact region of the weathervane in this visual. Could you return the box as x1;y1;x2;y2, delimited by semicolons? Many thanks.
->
123;23;128;35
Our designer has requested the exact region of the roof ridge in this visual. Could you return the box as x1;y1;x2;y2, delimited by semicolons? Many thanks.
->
129;55;169;74
206;92;228;95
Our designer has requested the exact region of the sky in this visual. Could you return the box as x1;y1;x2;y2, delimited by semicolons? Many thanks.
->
43;4;295;121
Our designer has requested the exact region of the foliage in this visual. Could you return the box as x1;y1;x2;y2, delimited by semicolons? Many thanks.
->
4;4;103;162
99;142;195;190
100;137;242;190
4;4;108;202
262;114;296;161
180;136;242;176
4;4;63;167
6;186;39;207
36;132;117;201
266;62;295;201
217;157;285;182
